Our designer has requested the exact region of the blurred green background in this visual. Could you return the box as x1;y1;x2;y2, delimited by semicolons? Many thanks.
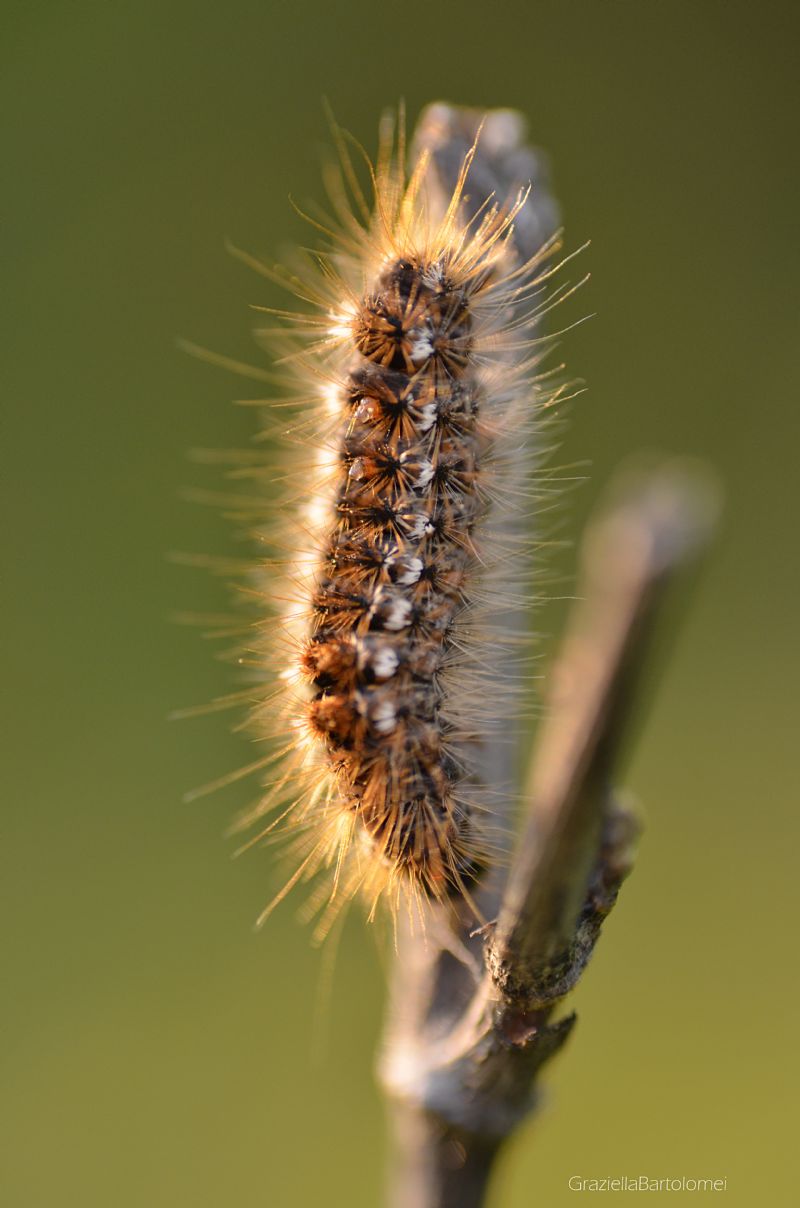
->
3;1;798;1204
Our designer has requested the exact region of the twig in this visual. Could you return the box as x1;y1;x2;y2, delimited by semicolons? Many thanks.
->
375;107;718;1207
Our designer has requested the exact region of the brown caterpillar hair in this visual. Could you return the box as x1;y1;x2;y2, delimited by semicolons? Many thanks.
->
190;105;580;936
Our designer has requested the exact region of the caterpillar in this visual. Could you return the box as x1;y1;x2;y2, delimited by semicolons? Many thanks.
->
192;104;579;936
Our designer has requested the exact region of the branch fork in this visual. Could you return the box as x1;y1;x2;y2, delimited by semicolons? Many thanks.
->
379;464;717;1208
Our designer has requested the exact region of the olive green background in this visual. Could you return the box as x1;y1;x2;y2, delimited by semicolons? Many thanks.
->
3;1;798;1205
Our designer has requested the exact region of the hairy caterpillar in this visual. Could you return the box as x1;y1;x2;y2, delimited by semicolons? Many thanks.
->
190;104;580;935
